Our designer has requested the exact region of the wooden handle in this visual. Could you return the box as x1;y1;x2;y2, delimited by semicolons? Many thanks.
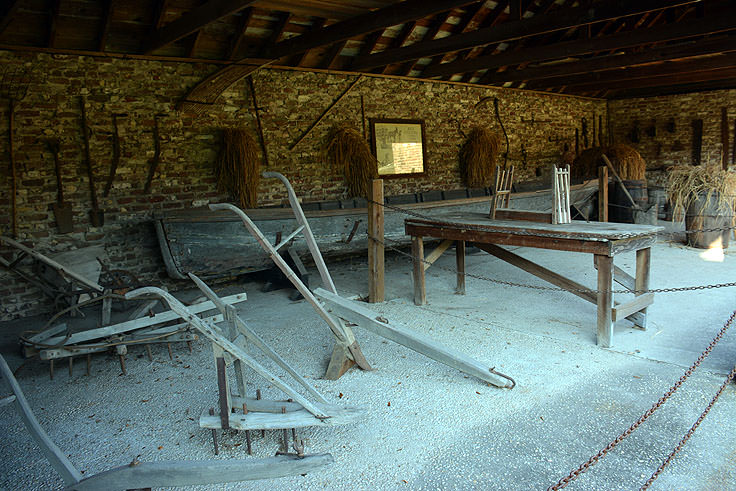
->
79;96;100;210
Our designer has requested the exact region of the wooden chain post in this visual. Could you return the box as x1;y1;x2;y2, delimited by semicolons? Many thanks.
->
368;179;384;303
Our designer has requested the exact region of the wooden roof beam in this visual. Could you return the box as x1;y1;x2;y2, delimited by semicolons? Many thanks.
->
528;54;736;91
483;35;736;84
263;0;479;60
98;0;116;52
425;8;736;78
352;0;700;71
48;0;61;48
566;66;736;95
145;0;257;54
227;7;254;60
0;0;21;35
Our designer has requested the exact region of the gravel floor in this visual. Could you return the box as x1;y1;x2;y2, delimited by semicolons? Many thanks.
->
2;231;736;490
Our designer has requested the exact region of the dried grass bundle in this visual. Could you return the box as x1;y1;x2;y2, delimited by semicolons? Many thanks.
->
572;144;646;180
324;124;377;198
666;165;736;220
216;128;260;208
459;126;500;187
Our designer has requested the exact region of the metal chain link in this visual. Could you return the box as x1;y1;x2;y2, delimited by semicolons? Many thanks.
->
547;310;736;490
641;363;736;490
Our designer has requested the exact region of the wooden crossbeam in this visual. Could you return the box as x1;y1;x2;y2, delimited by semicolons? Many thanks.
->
0;0;21;35
264;0;478;61
98;0;116;51
422;8;736;78
227;7;253;60
145;0;257;54
354;0;698;72
568;67;736;95
528;53;736;90
423;239;453;271
483;36;736;84
48;0;61;48
612;294;654;322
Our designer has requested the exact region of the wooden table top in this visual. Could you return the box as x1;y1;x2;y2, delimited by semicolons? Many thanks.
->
405;211;664;242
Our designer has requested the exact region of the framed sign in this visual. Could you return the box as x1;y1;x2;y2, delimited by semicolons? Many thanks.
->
370;119;426;177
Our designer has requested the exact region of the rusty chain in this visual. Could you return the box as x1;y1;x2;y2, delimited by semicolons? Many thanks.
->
547;310;736;490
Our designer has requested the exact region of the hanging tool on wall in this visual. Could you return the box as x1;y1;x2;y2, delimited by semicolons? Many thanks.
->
581;117;589;148
103;113;127;197
79;95;104;227
493;97;509;169
575;128;579;156
45;139;74;234
691;119;703;165
144;114;165;194
289;74;364;151
7;98;17;237
247;76;269;168
598;115;603;147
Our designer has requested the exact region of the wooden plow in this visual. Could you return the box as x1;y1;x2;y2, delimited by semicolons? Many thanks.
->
126;278;366;456
211;172;514;388
22;291;247;378
0;354;333;491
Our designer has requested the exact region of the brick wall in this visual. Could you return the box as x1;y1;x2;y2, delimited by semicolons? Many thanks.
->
0;50;606;321
608;89;736;186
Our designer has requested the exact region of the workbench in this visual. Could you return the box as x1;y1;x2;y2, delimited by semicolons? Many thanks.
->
404;212;663;347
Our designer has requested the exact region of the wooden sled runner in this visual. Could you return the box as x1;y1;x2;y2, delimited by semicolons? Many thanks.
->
212;172;515;388
0;354;332;491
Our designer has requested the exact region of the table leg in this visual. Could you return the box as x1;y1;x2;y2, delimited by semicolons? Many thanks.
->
634;247;651;330
595;254;614;348
412;236;426;305
455;240;465;295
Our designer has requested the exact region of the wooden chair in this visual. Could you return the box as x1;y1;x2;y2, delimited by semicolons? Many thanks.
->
553;164;571;224
489;165;514;219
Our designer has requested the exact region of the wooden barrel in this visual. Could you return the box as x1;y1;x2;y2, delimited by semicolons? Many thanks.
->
685;192;732;249
609;180;647;223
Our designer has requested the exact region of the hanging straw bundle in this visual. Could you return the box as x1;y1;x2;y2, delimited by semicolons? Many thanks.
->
324;124;377;198
572;144;646;180
216;128;261;209
459;126;500;187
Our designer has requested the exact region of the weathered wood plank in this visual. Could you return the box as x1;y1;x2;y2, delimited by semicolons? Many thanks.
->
634;247;652;329
456;240;465;295
596;254;614;348
200;405;365;430
66;454;334;491
412;236;426;305
43;294;245;347
39;333;198;360
612;293;654;322
315;288;512;388
423;239;453;271
368;179;385;302
493;209;552;223
474;243;597;304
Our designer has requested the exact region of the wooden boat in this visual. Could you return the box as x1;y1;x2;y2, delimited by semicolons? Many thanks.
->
155;181;599;280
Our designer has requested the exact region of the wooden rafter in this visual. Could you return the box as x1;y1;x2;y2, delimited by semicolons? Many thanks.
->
98;0;116;52
483;36;736;85
381;20;417;74
290;17;326;67
401;10;456;75
146;0;257;54
227;7;254;60
424;8;736;79
47;0;61;48
352;0;700;72
261;11;292;54
263;0;479;60
321;40;348;70
0;0;21;35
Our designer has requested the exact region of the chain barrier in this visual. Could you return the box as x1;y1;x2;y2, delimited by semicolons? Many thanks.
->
365;198;736;295
548;310;736;490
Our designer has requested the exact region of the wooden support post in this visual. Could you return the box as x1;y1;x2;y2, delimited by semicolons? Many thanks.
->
598;165;608;222
595;254;614;348
634;247;651;330
368;179;384;303
455;240;465;295
412;236;426;306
